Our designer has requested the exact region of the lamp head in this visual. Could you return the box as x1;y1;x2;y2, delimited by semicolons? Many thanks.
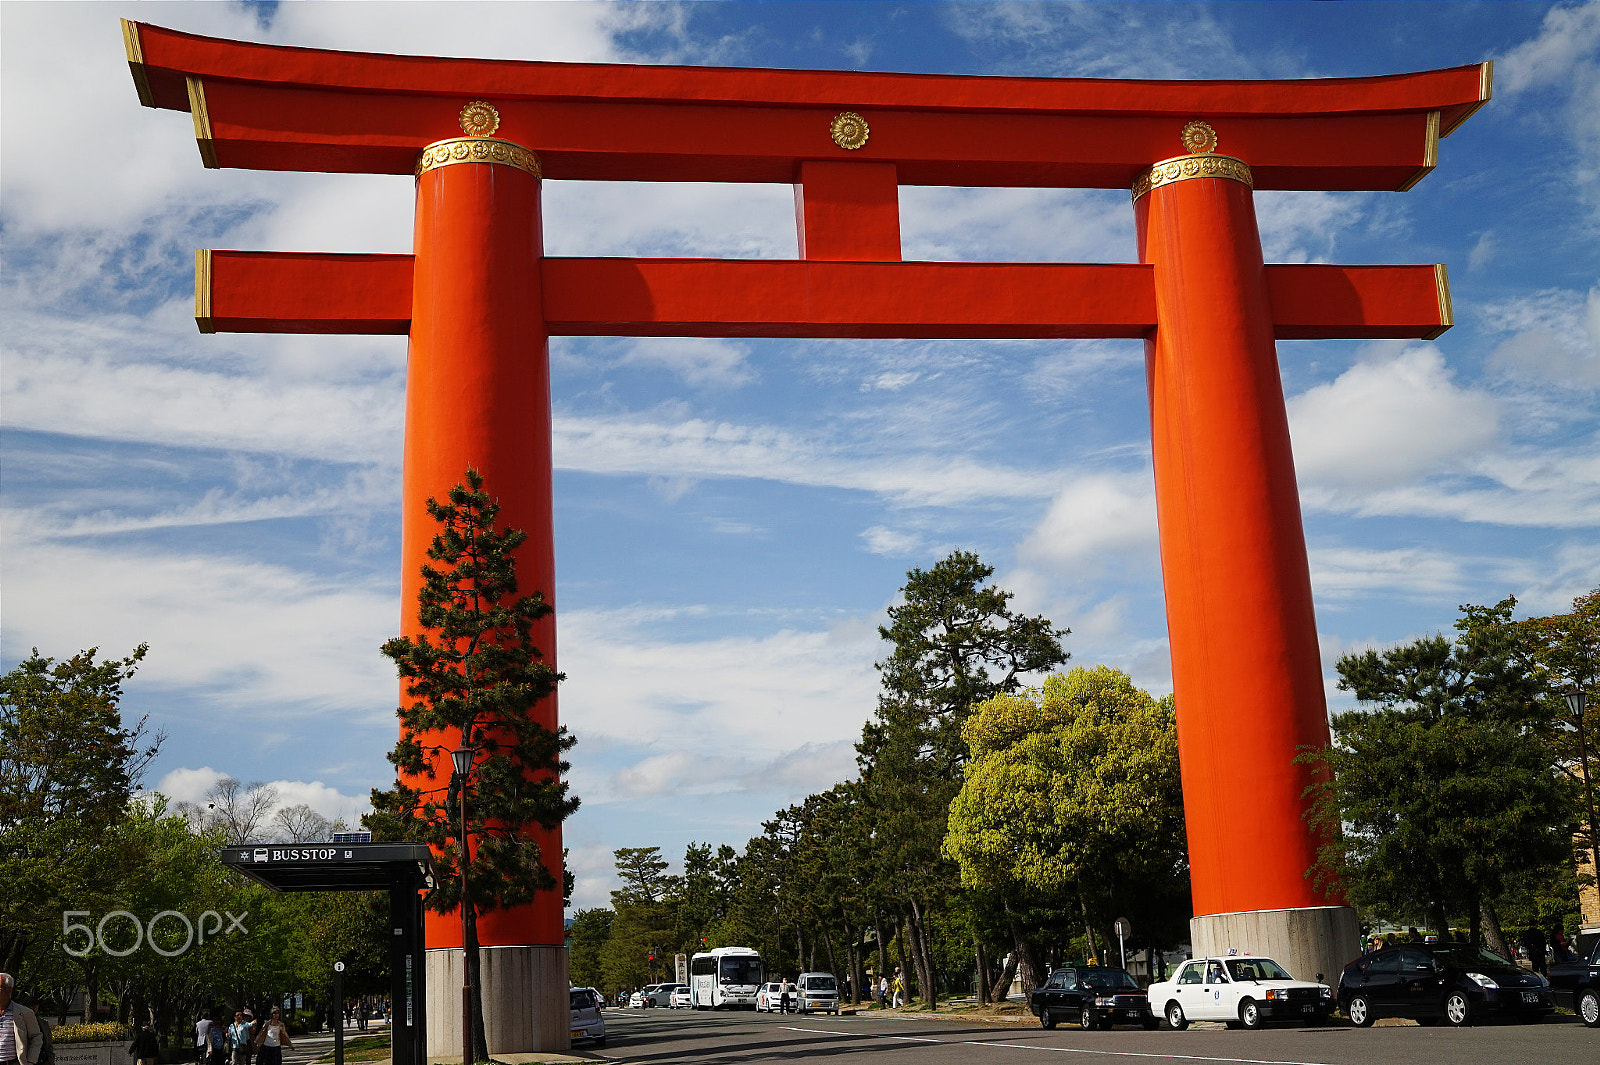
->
1567;688;1588;717
451;746;474;777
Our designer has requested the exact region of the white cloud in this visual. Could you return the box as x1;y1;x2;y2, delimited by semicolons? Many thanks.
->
152;767;370;826
0;526;399;724
1482;287;1600;390
1499;1;1600;211
620;338;754;388
1287;343;1501;490
1017;471;1157;569
551;411;1064;506
1309;545;1467;600
861;525;923;556
558;607;881;800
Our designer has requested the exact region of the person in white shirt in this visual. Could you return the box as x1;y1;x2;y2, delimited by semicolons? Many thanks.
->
194;1014;212;1065
250;1009;293;1065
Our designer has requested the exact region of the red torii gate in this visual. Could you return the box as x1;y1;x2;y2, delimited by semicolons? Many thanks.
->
124;19;1486;1050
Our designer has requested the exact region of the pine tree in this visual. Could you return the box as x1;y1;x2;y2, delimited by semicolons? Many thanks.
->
366;469;577;1061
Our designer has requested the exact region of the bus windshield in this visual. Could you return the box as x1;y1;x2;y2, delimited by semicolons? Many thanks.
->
721;957;762;985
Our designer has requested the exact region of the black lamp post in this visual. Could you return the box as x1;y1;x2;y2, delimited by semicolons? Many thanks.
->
452;745;476;1065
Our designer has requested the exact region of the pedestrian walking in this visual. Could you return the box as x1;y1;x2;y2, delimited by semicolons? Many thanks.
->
0;974;45;1065
877;974;887;1007
891;967;905;1009
194;1013;212;1065
128;1023;159;1065
780;976;795;1015
251;1009;293;1065
227;1012;251;1065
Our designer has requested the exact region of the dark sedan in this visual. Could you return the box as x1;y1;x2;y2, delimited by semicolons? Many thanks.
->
1338;943;1551;1027
1030;966;1155;1030
1547;932;1600;1027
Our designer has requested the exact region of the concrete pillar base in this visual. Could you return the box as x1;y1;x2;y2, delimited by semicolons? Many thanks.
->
426;945;569;1057
1190;905;1360;986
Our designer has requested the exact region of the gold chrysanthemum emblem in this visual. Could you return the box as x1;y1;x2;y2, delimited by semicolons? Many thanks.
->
459;100;501;138
830;111;869;150
1180;120;1218;154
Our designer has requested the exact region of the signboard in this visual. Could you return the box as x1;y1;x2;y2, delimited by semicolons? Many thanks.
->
675;953;688;985
1113;917;1132;938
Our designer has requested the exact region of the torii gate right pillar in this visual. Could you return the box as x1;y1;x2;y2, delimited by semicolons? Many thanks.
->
1136;142;1357;981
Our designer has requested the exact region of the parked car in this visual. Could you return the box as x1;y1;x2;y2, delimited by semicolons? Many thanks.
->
1549;932;1600;1027
1147;956;1332;1029
1030;966;1155;1030
670;985;694;1009
569;987;606;1047
641;983;684;1007
756;982;784;1013
1338;943;1551;1027
796;972;840;1015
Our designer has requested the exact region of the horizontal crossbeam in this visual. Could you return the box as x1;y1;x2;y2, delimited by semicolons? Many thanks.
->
196;252;1451;341
127;22;1489;191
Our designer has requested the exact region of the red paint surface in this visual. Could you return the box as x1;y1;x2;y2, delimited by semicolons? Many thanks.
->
130;21;1485;190
204;253;1449;341
406;158;562;948
141;23;1490;934
1137;174;1340;918
794;162;901;261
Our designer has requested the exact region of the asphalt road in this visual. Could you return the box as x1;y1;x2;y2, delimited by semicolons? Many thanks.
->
588;1005;1597;1064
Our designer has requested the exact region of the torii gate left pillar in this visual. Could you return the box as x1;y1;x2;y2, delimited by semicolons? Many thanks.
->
124;18;1487;1051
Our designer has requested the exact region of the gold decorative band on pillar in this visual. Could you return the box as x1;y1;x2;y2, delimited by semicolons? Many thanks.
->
1131;153;1253;203
415;138;542;180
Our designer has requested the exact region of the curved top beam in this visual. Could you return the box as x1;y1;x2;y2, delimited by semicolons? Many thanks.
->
124;20;1490;189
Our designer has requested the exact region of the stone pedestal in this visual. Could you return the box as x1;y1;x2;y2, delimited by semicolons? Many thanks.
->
426;945;569;1057
1190;905;1360;986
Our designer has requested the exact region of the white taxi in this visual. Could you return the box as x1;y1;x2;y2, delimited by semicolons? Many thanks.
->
1147;955;1333;1029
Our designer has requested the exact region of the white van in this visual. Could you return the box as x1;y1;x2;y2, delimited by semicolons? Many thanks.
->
797;972;839;1015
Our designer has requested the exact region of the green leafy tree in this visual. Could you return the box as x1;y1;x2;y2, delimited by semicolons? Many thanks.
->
1304;598;1573;956
565;909;614;992
600;847;680;990
366;469;577;1061
1519;587;1600;888
945;667;1187;984
0;645;160;978
857;550;1067;1006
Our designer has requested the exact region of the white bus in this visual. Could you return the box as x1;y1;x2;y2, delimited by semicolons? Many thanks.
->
690;946;764;1009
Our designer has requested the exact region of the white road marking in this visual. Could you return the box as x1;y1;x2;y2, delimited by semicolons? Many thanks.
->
778;1026;1340;1065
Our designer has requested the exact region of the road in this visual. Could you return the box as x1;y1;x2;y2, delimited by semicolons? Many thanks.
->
588;1006;1596;1064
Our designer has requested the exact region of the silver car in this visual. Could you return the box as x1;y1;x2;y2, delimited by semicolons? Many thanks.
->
569;987;605;1047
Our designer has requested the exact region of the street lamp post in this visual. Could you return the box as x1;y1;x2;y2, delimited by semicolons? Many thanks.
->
452;745;476;1065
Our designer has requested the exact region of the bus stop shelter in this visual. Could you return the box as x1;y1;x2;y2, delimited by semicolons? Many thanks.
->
221;842;436;1065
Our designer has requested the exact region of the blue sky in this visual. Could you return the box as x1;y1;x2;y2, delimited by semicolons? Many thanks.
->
2;1;1597;914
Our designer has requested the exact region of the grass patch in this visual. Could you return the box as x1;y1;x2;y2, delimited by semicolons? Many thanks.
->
317;1035;390;1063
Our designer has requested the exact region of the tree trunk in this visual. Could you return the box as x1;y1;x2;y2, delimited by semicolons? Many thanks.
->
894;913;910;1000
912;899;939;1008
1480;897;1513;961
1002;901;1041;994
974;936;990;1005
1077;894;1101;964
874;912;888;997
988;951;1018;1003
1468;892;1482;948
906;900;932;1008
822;926;838;977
